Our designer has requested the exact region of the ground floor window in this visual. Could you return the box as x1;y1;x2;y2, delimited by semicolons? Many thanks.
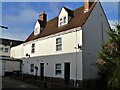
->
55;64;62;75
30;64;34;72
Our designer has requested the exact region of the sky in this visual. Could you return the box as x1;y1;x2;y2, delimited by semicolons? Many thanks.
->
1;1;119;41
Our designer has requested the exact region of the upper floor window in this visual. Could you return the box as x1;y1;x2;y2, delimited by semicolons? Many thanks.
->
56;38;62;51
31;43;35;53
59;16;67;26
5;48;8;52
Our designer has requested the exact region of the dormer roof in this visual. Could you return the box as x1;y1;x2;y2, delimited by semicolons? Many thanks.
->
63;6;74;17
37;20;46;28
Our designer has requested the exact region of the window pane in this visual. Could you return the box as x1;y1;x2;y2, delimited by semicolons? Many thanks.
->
60;18;62;21
56;44;62;51
32;43;35;48
31;64;34;68
56;38;62;51
64;17;66;23
30;64;34;72
56;38;61;44
31;69;34;72
55;64;62;75
56;70;61;75
31;43;35;53
56;64;61;69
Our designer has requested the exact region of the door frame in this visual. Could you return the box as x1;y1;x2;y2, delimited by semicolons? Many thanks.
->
64;62;70;85
40;63;44;80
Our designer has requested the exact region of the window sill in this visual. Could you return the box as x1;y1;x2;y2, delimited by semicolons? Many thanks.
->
55;50;63;53
58;23;68;28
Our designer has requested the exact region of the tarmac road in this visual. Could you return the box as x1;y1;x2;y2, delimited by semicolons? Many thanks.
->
1;77;104;90
2;77;41;89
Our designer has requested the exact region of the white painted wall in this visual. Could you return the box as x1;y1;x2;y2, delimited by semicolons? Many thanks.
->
22;52;82;80
11;27;82;59
82;2;110;80
10;44;23;58
34;20;41;36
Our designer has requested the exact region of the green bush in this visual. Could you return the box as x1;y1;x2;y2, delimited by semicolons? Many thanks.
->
96;24;120;90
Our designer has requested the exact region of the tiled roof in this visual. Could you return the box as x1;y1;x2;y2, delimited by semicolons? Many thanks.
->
25;2;96;42
0;38;23;47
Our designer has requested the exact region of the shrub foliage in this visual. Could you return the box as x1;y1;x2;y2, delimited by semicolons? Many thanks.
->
97;24;120;90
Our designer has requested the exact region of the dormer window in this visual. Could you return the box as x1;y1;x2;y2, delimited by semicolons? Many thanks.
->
59;16;67;26
34;11;47;36
58;7;73;27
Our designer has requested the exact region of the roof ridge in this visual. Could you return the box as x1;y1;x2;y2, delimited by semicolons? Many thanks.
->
63;6;73;11
47;16;57;23
74;5;84;11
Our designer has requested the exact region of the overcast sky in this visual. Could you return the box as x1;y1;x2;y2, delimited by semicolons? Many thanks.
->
1;1;119;41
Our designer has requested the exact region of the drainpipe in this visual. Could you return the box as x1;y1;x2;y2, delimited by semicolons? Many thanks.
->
20;60;23;71
20;60;23;76
75;28;78;87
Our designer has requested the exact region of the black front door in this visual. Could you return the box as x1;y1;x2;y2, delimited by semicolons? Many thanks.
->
64;63;70;85
40;63;44;80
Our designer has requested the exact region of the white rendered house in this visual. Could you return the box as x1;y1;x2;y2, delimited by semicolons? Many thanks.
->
11;0;110;85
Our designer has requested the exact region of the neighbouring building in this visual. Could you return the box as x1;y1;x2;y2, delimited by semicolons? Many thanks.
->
11;0;110;86
0;38;23;76
0;38;23;57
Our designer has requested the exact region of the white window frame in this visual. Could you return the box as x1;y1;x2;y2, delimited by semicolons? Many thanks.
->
30;64;34;72
56;38;62;51
31;43;35;54
55;63;62;75
59;16;67;26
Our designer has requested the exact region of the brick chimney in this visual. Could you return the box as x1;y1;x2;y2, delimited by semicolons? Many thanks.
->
84;0;95;13
38;11;47;23
84;0;89;13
